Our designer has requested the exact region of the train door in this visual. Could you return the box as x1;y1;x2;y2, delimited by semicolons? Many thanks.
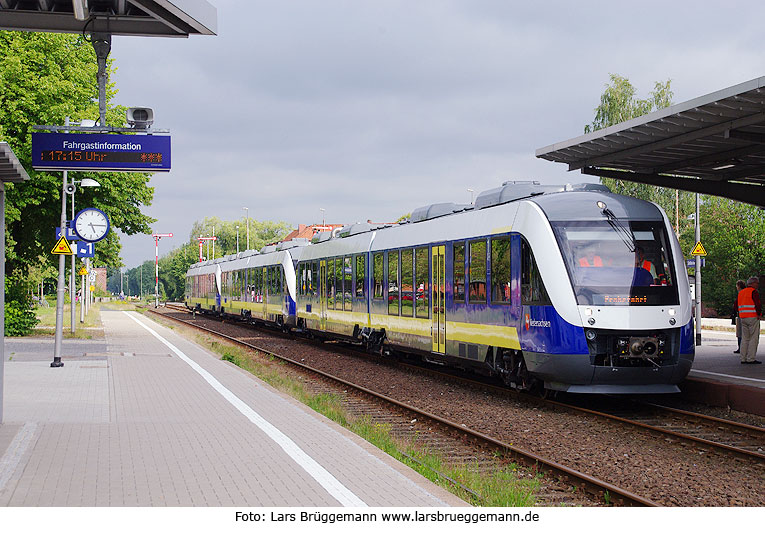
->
319;260;327;330
431;245;446;353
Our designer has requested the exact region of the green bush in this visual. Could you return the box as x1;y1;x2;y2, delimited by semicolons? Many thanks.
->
5;300;40;336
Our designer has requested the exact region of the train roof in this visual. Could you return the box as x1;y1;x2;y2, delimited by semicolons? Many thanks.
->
296;181;666;258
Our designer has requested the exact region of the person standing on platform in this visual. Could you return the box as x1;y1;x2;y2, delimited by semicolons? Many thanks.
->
737;276;762;364
733;279;746;354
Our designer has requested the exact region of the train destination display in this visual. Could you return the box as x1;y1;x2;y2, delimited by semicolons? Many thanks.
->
32;132;171;172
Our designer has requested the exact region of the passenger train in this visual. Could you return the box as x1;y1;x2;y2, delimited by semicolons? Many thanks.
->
185;181;694;394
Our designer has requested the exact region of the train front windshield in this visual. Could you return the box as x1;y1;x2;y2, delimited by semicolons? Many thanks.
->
552;220;679;306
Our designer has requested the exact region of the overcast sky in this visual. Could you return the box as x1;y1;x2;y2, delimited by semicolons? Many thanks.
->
110;0;765;267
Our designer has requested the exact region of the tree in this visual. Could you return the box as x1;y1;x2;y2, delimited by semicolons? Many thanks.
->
584;74;694;218
586;74;764;315
0;31;156;301
190;217;292;260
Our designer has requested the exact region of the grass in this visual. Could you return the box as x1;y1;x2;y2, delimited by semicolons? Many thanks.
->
190;332;541;506
32;301;104;338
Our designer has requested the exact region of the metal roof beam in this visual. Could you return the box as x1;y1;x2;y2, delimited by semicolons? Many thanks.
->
0;12;186;36
568;111;765;171
726;129;765;144
582;167;765;207
639;143;765;174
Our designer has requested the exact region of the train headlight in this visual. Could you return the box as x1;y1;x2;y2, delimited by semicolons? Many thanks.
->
587;318;595;325
585;329;597;341
668;308;676;316
669;318;676;325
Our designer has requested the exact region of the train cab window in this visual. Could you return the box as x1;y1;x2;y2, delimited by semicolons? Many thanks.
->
521;238;551;305
388;250;399;315
490;237;512;304
355;254;365;299
415;247;429;318
373;253;384;299
551;220;679;306
401;249;414;317
453;243;465;303
469;240;487;304
344;256;353;311
327;258;335;308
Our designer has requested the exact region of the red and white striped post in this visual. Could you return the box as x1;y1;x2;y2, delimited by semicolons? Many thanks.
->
152;233;173;307
197;235;217;262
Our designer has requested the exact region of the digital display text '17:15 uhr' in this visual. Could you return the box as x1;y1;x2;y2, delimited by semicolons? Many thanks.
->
40;150;164;163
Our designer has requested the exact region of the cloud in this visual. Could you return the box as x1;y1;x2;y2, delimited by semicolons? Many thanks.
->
112;0;765;266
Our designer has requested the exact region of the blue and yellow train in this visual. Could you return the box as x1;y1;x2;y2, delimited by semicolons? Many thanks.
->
186;181;694;393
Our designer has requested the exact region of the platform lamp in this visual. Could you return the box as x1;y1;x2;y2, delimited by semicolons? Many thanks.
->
242;207;249;250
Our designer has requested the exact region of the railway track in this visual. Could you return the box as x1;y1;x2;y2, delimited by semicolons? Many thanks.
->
160;303;765;464
150;304;656;506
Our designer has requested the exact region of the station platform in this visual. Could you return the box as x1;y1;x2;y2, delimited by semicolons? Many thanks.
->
681;320;765;416
0;310;466;507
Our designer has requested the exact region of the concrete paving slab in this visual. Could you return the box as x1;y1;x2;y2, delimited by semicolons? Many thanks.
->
0;309;466;507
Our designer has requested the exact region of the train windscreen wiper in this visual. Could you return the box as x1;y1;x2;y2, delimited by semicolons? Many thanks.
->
597;201;636;253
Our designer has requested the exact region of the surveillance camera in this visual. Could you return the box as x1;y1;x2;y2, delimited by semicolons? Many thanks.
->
65;184;76;194
126;107;154;129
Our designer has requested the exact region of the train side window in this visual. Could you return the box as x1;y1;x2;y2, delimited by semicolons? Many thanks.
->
327;258;335;308
469;240;487;304
521;238;551;305
401;248;414;317
311;260;318;297
490;237;512;304
278;265;284;297
388;250;399;315
335;258;344;310
373;253;384;299
355;254;365;299
415;247;429;318
297;264;303;296
453;243;465;303
344;256;353;311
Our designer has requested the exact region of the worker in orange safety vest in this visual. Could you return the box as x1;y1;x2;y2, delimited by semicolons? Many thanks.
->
737;276;762;364
635;247;657;282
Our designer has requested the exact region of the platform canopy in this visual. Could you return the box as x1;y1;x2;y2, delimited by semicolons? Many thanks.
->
0;142;30;183
0;0;216;37
536;77;765;207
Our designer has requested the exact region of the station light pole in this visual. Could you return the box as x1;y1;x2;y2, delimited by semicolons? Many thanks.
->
67;178;100;331
242;207;249;251
236;225;239;254
52;118;70;368
695;194;702;346
152;233;173;307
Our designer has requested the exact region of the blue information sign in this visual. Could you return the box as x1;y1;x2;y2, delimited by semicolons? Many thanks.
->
56;226;80;241
76;242;95;258
32;132;171;172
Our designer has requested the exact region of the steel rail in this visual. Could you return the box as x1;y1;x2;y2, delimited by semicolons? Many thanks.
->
149;306;658;507
164;303;765;462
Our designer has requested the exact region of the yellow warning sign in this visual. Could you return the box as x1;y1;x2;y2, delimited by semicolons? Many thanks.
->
691;241;708;256
51;236;73;255
78;266;88;276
